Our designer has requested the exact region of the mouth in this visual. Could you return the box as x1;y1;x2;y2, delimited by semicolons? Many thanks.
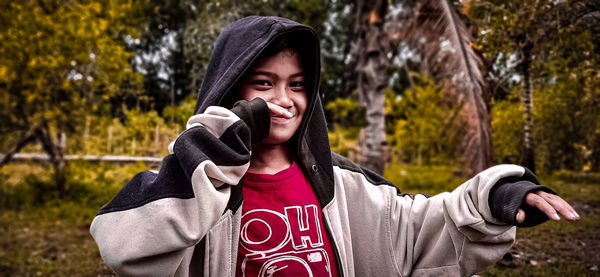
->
270;115;293;123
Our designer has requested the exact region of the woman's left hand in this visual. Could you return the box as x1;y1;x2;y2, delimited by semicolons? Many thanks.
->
517;190;580;223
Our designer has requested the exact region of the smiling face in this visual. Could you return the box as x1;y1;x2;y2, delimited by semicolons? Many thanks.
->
239;49;308;145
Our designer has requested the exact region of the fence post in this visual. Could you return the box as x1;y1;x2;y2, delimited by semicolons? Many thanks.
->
131;138;136;156
60;132;67;150
83;116;90;152
107;125;113;153
155;124;159;154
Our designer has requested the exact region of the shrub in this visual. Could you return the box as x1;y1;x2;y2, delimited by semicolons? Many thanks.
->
0;162;151;217
552;170;600;184
491;89;523;164
384;163;466;195
326;97;366;128
387;75;459;165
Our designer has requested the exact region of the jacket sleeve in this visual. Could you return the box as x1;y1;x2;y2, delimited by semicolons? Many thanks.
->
332;159;553;276
388;165;548;276
90;98;269;276
488;167;556;227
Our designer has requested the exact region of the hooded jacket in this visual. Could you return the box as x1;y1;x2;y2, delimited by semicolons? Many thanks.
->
91;16;554;277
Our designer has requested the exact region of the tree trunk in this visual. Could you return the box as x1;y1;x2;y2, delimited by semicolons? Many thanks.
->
520;44;536;173
590;130;600;172
38;121;67;197
354;0;389;175
0;126;41;168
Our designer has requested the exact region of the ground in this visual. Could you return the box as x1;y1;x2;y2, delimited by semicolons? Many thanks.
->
479;180;600;276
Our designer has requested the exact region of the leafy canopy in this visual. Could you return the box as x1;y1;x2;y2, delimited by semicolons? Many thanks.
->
0;0;144;136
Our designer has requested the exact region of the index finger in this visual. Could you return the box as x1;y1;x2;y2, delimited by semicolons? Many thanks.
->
266;102;292;118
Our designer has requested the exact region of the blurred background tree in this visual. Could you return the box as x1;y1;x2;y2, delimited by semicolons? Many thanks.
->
0;0;145;195
130;0;334;114
353;0;389;174
469;0;600;173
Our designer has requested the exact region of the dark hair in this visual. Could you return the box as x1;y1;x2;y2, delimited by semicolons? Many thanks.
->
261;33;304;58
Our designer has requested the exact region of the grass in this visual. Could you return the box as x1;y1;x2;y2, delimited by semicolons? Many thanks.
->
0;162;598;276
0;205;113;276
0;162;152;276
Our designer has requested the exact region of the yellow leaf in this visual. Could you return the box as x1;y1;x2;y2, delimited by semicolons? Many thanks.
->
0;66;7;79
92;2;102;13
470;42;483;50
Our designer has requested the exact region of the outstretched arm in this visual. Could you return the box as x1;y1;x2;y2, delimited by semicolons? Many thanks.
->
386;165;576;275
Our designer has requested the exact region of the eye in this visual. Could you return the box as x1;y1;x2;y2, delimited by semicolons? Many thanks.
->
289;81;306;90
250;80;272;87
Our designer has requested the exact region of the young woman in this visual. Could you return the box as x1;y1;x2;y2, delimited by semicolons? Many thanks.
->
91;16;579;277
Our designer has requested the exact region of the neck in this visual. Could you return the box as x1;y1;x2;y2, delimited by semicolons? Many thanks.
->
247;142;293;174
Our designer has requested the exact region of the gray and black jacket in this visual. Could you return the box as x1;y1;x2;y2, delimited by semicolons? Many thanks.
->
91;16;554;277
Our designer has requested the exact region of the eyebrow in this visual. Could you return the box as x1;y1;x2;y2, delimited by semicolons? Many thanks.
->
248;71;305;79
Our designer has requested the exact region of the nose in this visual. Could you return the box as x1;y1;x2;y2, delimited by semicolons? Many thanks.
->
271;84;293;108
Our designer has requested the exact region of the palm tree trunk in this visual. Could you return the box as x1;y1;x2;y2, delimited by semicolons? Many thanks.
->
521;44;536;173
354;0;389;175
387;0;493;177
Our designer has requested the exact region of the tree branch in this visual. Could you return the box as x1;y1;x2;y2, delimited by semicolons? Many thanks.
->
0;125;41;169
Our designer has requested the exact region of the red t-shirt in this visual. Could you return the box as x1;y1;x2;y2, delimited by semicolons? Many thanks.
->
236;162;339;277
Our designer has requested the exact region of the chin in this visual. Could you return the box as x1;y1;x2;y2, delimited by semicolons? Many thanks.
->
261;133;295;145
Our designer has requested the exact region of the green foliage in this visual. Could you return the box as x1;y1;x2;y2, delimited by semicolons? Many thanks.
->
124;109;164;141
386;75;460;165
325;97;366;128
534;78;599;172
136;0;335;112
42;107;182;157
552;170;600;184
491;90;523;164
531;28;600;172
163;94;197;128
0;162;151;214
328;124;361;159
384;163;465;195
0;0;144;136
468;0;600;173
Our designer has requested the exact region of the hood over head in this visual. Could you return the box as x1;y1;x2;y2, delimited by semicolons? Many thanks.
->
194;16;335;207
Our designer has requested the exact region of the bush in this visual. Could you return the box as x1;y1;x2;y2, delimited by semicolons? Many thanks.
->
534;78;599;173
328;124;360;159
326;97;366;128
491;90;524;164
386;75;459;165
552;170;600;184
384;163;466;195
0;162;151;216
163;94;196;128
